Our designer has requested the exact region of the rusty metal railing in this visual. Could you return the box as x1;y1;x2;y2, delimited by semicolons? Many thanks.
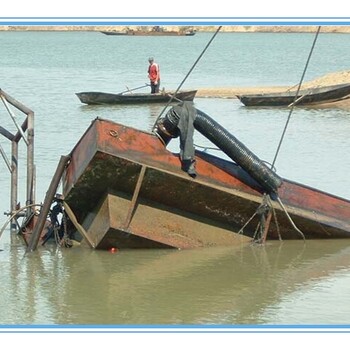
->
0;89;35;230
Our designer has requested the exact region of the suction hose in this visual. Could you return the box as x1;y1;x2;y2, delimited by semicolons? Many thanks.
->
154;105;283;195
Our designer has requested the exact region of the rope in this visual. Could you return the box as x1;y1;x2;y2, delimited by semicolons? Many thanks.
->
237;210;258;235
267;196;282;241
276;196;306;241
194;143;221;152
240;26;322;243
263;27;323;241
0;203;42;240
271;26;321;169
152;26;222;130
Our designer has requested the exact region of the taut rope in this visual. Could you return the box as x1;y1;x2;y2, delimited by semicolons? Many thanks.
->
152;26;222;130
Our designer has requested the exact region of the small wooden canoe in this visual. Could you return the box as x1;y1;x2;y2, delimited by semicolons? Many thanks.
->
76;90;197;105
237;83;350;107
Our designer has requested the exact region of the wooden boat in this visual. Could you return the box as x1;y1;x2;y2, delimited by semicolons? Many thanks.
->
60;115;350;250
76;90;197;105
100;27;196;36
100;31;129;36
236;83;350;107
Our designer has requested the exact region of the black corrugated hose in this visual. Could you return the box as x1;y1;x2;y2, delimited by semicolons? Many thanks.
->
194;109;282;195
155;105;283;196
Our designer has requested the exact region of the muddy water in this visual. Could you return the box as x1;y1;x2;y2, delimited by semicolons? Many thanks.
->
1;31;350;328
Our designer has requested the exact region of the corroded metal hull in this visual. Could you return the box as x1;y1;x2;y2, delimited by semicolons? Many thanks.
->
62;118;350;249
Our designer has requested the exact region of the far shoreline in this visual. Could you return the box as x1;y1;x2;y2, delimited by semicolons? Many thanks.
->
1;25;350;34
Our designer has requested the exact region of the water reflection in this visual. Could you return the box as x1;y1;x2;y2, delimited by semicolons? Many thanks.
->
2;238;350;325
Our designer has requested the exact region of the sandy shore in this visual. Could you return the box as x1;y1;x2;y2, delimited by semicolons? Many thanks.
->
196;86;285;98
196;71;350;109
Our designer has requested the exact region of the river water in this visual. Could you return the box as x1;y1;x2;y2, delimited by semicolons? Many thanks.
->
1;29;350;327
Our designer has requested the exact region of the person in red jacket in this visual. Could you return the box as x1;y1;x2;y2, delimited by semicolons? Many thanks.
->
147;57;160;93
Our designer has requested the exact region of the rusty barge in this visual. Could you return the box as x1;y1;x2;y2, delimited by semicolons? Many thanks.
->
48;106;350;250
3;91;348;251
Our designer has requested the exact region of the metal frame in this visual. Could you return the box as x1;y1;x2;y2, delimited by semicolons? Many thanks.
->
0;89;35;230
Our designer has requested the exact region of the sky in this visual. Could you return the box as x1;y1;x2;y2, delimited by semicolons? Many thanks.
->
1;1;349;20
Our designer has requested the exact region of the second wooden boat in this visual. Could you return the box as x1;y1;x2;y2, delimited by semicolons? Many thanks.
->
237;83;350;107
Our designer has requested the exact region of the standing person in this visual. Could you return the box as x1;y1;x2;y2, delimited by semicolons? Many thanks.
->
147;57;160;94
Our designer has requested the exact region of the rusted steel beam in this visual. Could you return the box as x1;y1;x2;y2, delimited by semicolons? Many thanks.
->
0;89;34;115
261;210;273;244
13;119;28;143
63;201;94;248
10;141;18;230
0;126;15;141
26;155;70;252
26;112;35;210
0;143;11;172
0;95;28;145
123;165;147;230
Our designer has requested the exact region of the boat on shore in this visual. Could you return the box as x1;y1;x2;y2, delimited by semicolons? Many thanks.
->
76;90;197;105
236;83;350;107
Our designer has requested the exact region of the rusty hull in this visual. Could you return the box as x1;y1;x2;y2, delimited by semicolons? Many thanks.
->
62;118;350;249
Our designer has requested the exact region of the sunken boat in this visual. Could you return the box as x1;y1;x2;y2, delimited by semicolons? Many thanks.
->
44;102;350;250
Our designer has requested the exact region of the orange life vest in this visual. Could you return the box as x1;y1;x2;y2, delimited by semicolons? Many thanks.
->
148;63;160;82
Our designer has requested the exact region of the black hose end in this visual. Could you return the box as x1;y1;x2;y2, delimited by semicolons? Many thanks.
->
153;122;174;146
181;159;197;178
153;112;180;146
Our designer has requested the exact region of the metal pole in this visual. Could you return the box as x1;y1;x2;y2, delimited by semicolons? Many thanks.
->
26;112;35;217
10;141;18;231
26;155;70;252
0;142;11;172
123;165;146;230
0;95;28;145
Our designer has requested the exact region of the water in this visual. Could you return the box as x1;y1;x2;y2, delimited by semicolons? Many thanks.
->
1;30;350;326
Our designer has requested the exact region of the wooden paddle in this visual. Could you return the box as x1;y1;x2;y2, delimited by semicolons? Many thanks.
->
117;83;150;95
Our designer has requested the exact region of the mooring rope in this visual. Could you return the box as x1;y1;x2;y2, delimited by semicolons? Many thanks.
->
271;26;321;169
237;27;322;243
276;197;306;241
152;26;222;130
266;26;322;241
